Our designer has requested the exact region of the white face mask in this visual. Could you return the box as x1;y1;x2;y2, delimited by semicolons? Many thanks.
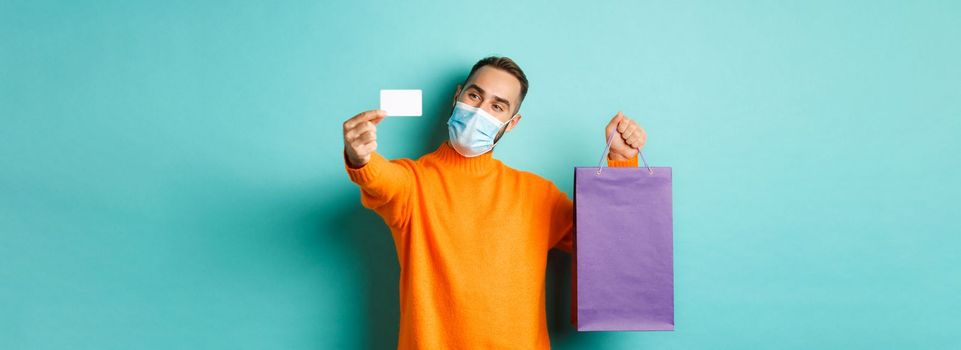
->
447;102;517;157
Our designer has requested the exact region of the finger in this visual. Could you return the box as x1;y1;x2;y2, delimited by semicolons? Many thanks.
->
351;139;377;158
344;109;387;130
352;122;376;139
360;141;378;154
621;124;637;140
636;134;648;148
628;124;646;141
354;130;377;145
345;122;376;141
617;117;632;133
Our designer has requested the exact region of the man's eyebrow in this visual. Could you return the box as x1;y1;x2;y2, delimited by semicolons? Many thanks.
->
494;96;511;110
492;95;511;110
465;84;485;95
466;84;512;110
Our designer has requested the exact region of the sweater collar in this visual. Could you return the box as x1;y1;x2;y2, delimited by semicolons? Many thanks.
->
431;141;499;173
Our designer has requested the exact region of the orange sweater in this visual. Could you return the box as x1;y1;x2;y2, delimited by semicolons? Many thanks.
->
345;141;637;349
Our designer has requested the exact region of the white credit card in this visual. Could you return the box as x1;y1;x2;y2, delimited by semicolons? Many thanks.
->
379;89;422;117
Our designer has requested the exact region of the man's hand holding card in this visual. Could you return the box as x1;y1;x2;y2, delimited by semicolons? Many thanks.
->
342;89;423;168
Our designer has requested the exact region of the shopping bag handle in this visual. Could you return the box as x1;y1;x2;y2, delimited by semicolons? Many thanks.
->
596;131;654;176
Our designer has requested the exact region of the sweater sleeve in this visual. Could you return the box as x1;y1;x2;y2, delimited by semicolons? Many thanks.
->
344;151;415;229
549;154;639;253
547;185;575;253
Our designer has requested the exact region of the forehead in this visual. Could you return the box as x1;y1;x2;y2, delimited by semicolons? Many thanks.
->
465;66;522;104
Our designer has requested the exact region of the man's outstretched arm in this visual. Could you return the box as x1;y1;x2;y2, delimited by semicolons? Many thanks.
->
343;109;415;229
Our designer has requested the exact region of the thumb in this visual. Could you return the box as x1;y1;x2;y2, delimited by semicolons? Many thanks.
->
370;110;387;126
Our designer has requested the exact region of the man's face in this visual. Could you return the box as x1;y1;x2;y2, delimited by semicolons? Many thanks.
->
454;66;523;123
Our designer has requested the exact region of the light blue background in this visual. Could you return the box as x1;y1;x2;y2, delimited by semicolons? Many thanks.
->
2;1;959;349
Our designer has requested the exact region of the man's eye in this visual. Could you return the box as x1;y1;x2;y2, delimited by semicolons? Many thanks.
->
493;105;503;112
470;93;479;100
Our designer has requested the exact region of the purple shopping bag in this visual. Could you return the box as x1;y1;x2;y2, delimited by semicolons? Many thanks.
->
572;149;674;331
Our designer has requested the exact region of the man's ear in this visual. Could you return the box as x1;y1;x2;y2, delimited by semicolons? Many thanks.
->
505;114;522;132
452;85;462;107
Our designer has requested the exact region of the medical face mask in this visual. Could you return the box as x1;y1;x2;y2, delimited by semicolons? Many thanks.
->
447;101;517;157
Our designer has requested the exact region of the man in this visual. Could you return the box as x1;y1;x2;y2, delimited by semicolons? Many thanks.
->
342;56;646;349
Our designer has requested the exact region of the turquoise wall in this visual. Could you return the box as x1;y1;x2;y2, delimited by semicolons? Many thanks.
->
2;1;959;349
